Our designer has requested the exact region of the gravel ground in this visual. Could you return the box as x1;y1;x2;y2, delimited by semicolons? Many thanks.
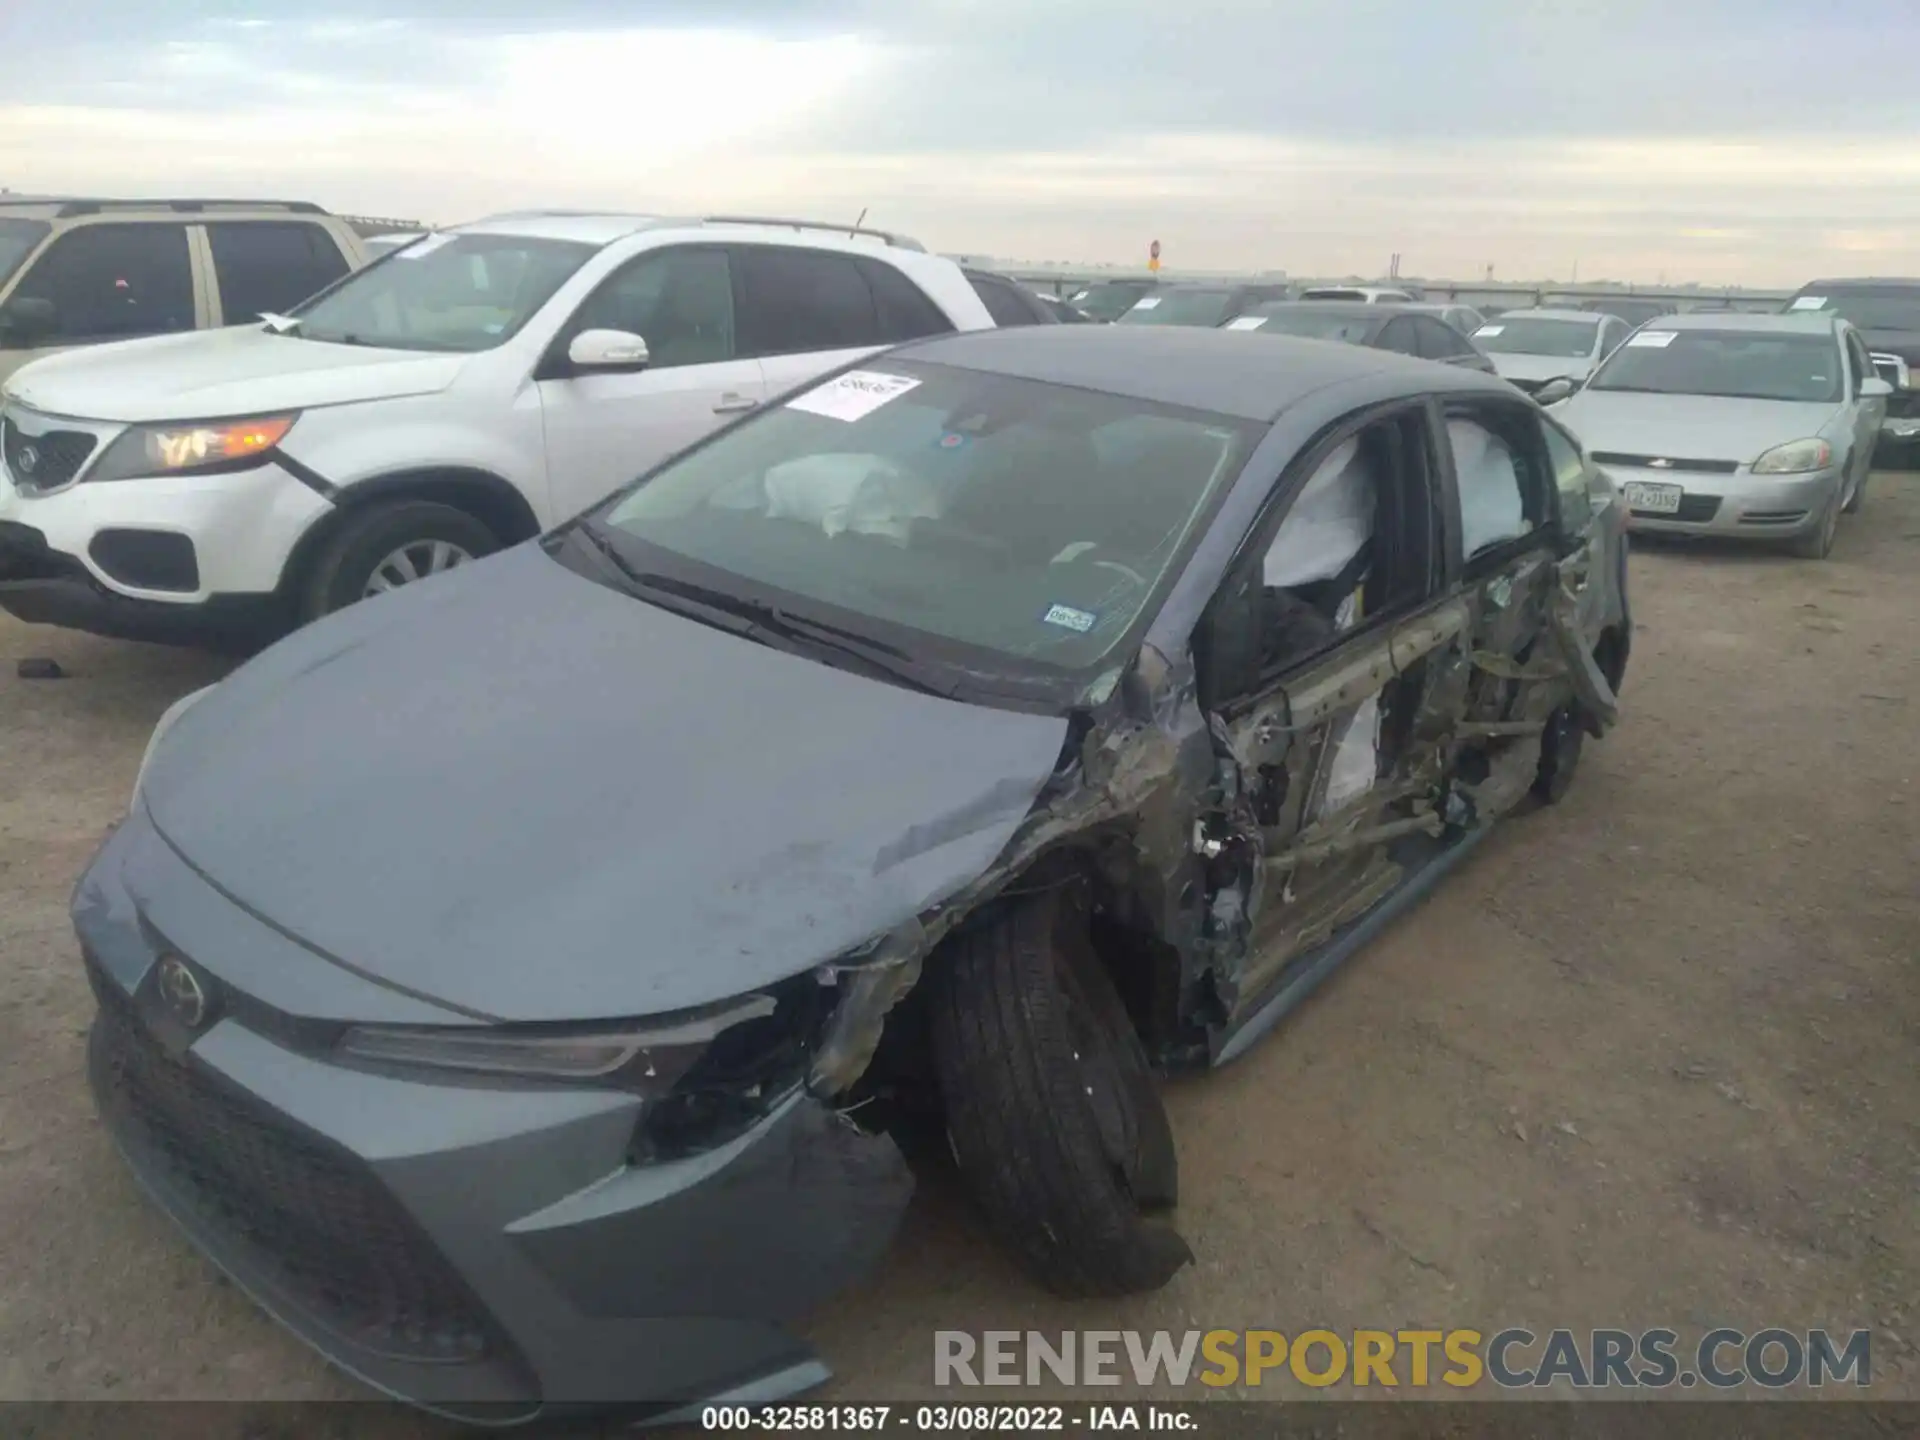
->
1;476;1915;1426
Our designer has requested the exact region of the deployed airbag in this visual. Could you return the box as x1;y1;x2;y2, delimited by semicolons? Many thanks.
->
1262;439;1375;588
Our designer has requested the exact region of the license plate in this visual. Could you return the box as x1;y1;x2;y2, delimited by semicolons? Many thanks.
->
1622;481;1683;514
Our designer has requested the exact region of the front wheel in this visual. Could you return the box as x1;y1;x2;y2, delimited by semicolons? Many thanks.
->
930;889;1191;1297
1787;492;1839;560
299;501;498;622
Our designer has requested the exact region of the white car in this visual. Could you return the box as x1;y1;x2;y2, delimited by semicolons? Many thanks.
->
0;213;993;646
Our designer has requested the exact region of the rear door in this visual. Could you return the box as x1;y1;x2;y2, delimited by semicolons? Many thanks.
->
1436;397;1619;770
202;220;353;324
0;220;202;382
536;244;766;519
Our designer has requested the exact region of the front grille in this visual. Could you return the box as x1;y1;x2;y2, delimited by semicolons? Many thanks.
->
88;963;495;1366
1739;509;1810;527
1591;451;1739;475
1;415;97;493
1630;495;1722;523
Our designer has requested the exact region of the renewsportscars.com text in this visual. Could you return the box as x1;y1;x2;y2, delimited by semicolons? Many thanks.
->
934;1328;1873;1390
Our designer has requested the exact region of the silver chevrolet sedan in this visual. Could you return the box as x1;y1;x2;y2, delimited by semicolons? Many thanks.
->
1544;312;1890;559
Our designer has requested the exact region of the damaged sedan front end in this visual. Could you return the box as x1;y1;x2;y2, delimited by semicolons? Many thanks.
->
74;326;1627;1418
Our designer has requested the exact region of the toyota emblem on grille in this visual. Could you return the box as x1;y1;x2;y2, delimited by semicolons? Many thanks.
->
1648;458;1673;468
156;955;210;1029
15;443;38;475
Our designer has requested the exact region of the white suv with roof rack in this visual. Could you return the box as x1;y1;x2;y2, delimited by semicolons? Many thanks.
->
0;212;994;646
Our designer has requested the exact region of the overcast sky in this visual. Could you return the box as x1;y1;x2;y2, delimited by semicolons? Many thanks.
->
3;0;1916;286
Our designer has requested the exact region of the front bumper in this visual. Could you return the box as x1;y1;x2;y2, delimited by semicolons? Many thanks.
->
0;457;330;635
0;520;286;646
1607;463;1843;541
74;816;914;1422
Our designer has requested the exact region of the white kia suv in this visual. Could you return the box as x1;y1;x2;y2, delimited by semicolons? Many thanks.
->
0;212;993;647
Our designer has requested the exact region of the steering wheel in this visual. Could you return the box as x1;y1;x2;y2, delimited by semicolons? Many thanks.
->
1050;542;1146;588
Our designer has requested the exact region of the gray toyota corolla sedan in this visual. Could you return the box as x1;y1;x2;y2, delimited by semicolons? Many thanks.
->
1546;311;1890;558
77;326;1628;1422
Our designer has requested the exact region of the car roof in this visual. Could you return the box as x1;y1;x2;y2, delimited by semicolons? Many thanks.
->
893;324;1503;422
456;212;665;245
1651;311;1842;335
1795;277;1920;290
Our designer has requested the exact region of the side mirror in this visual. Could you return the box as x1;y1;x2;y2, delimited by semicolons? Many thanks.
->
1860;376;1894;399
567;329;650;373
0;296;58;346
1532;376;1580;406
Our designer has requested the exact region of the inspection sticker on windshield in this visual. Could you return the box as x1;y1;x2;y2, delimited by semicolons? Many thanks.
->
1131;296;1163;310
1042;603;1098;633
1224;316;1267;331
1627;331;1677;348
1790;295;1829;311
1475;325;1505;337
786;371;922;422
396;232;455;259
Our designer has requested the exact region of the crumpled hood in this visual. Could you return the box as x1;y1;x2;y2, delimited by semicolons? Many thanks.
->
1552;390;1845;466
138;544;1072;1022
1488;352;1596;385
3;325;466;423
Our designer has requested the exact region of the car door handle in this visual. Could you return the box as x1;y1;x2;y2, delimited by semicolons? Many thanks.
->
712;394;758;414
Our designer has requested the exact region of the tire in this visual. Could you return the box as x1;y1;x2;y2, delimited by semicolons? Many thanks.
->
1532;702;1586;804
299;501;499;622
930;889;1192;1297
1787;492;1839;560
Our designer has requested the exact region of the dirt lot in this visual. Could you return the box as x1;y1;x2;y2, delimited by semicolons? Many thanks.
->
1;476;1915;1420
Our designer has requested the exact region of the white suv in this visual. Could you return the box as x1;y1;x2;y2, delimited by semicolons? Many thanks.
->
0;212;993;646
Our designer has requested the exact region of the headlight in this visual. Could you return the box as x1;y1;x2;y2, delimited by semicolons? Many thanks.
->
337;993;777;1083
88;414;298;483
129;683;216;811
1751;439;1832;475
338;972;838;1159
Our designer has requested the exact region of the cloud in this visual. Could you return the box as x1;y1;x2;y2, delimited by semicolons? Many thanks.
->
3;1;1919;284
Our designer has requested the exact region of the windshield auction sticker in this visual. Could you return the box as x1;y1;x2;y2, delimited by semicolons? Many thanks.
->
787;371;922;422
1625;331;1677;348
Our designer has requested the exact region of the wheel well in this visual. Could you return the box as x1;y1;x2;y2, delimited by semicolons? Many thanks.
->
281;468;541;599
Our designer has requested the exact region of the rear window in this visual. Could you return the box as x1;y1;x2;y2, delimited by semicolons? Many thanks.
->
1587;329;1842;404
1118;289;1234;327
1229;310;1373;343
1300;288;1367;302
1472;317;1600;359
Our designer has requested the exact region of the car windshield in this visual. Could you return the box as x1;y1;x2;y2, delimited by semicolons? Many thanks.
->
1067;282;1153;322
1232;310;1374;343
0;218;50;289
1789;290;1920;331
285;233;596;352
1473;317;1598;358
1586;329;1842;404
584;360;1259;688
1119;289;1233;327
